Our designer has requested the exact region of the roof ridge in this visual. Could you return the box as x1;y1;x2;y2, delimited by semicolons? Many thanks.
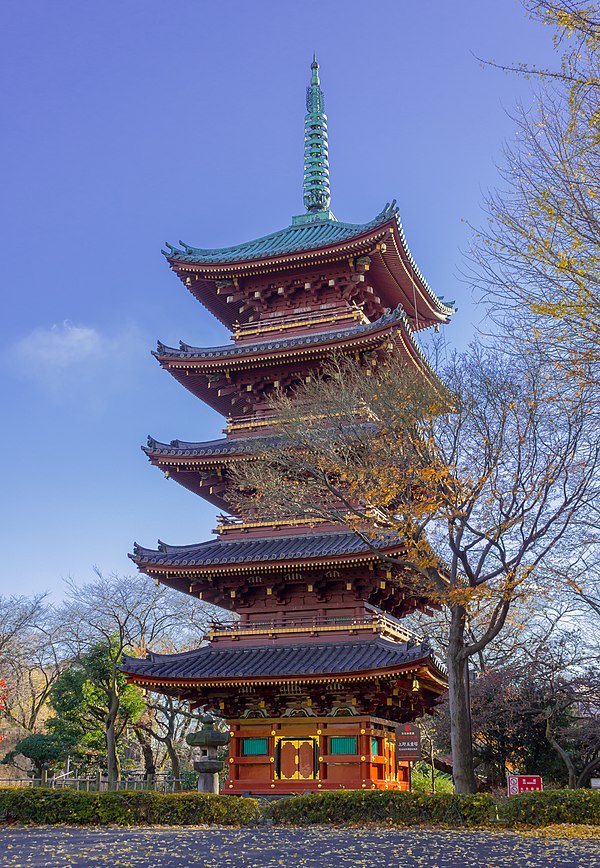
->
162;203;397;264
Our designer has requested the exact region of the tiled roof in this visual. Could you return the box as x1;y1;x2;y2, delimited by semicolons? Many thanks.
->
144;432;280;458
163;205;397;265
131;529;399;568
122;637;438;681
155;305;407;360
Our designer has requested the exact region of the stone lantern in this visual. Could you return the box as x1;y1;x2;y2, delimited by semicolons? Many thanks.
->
186;714;231;794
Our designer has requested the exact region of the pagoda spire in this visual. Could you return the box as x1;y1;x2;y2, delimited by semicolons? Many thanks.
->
303;54;331;213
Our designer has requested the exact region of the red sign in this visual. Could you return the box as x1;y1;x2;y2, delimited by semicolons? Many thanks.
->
507;775;543;795
396;724;421;761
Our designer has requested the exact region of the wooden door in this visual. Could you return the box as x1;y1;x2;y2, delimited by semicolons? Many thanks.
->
276;737;317;780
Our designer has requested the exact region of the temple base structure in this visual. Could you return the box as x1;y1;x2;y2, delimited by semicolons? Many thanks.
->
224;715;410;794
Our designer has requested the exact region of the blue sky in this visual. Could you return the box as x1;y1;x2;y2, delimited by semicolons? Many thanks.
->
1;1;560;598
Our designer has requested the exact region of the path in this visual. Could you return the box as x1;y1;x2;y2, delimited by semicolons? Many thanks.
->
1;825;598;867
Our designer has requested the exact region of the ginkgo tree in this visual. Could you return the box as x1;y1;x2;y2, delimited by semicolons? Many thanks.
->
474;0;600;381
229;344;599;793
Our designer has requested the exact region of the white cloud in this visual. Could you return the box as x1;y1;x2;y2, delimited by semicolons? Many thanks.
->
8;320;146;409
15;321;104;368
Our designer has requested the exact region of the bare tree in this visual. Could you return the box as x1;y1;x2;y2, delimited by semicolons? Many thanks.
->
57;572;212;789
230;344;599;792
0;595;48;663
136;695;204;791
2;614;66;735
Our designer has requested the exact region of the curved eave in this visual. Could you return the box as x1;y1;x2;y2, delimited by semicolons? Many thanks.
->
154;316;440;413
164;205;454;332
143;438;263;462
143;431;279;463
123;658;447;691
156;324;398;371
378;217;454;330
142;449;231;511
130;544;408;578
155;469;230;511
166;219;391;331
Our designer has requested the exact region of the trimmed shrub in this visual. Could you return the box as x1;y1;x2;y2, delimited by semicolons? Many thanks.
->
500;789;600;827
0;788;261;826
1;786;598;828
268;790;495;826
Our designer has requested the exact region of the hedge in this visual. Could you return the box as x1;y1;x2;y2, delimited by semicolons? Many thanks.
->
268;789;600;827
0;788;261;826
501;790;600;827
1;787;598;828
268;790;496;827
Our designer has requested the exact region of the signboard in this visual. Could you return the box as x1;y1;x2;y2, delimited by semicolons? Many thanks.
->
396;724;421;761
507;775;543;795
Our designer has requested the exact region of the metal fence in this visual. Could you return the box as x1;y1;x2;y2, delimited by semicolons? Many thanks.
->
3;776;196;793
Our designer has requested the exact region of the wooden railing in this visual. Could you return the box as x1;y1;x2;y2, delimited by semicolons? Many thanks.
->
208;611;422;644
233;305;368;339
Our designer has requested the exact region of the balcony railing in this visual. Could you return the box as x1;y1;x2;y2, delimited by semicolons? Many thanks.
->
217;515;326;532
208;611;422;645
233;305;368;340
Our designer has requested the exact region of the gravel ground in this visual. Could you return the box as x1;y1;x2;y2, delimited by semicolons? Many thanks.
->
1;826;599;868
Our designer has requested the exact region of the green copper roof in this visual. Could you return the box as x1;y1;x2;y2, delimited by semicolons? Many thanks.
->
163;202;397;264
304;54;330;213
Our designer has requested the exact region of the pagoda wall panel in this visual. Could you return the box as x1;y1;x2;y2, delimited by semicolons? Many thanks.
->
225;715;410;795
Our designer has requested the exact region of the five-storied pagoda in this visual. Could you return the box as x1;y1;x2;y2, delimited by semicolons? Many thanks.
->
122;58;453;794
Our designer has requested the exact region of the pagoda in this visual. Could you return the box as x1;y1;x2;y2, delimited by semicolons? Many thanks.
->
122;58;452;794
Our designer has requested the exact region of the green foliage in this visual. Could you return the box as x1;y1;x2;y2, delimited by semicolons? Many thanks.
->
268;790;496;826
410;763;454;794
0;787;598;828
48;667;105;756
269;789;600;828
48;642;145;765
179;770;199;791
1;734;74;775
501;790;600;827
0;788;261;826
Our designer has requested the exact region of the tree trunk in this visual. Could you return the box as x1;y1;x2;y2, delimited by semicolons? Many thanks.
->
546;717;576;788
577;755;600;789
166;739;181;792
447;605;477;794
134;726;156;788
105;696;120;790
